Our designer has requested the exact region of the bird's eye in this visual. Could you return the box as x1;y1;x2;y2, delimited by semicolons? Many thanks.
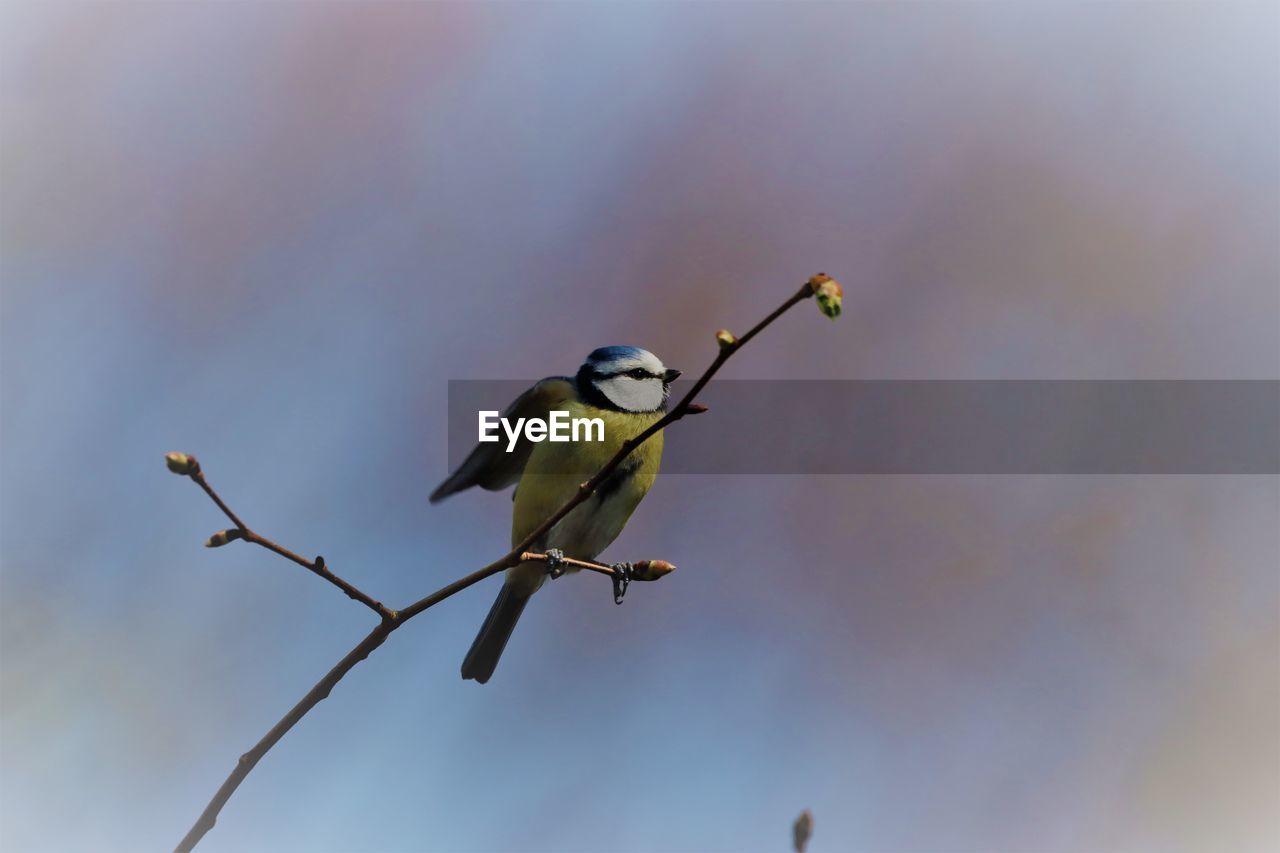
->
627;369;648;379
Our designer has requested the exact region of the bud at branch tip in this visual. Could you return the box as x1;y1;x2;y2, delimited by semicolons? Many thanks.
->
165;452;199;476
205;529;244;548
807;273;843;320
631;559;676;581
793;809;814;853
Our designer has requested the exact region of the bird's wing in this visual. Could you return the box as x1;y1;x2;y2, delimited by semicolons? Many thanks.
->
429;376;577;503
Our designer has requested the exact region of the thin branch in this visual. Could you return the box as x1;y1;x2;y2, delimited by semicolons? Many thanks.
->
174;621;394;853
170;275;831;851
170;552;641;853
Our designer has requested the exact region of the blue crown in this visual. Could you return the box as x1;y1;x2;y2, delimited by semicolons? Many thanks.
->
585;346;648;365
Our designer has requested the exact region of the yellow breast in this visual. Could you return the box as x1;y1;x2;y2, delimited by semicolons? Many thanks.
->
511;402;665;551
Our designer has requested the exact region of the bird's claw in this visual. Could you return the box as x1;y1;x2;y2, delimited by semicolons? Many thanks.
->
611;562;632;605
544;549;567;579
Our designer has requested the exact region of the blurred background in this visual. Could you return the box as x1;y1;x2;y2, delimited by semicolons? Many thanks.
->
2;2;1276;851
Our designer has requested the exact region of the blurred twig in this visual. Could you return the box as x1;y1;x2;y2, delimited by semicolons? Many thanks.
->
169;274;838;852
793;809;814;853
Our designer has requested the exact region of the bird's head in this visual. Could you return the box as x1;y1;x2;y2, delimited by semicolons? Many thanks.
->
576;346;680;413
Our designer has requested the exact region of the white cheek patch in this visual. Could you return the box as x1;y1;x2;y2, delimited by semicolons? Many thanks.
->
598;377;665;413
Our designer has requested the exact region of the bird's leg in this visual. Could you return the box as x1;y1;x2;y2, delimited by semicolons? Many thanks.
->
610;562;632;605
544;548;567;579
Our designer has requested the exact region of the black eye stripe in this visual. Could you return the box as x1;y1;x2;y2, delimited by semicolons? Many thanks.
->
596;368;658;379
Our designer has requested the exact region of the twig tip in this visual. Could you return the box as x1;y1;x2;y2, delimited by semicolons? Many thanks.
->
793;809;814;853
631;559;676;581
807;273;843;319
165;452;200;476
205;529;244;548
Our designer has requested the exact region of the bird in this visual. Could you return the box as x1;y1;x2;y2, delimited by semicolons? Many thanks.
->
431;346;680;684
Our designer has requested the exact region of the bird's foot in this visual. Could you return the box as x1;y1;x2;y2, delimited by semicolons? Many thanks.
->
610;562;632;605
544;549;567;579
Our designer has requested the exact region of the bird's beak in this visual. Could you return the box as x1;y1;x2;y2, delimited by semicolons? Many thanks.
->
663;368;682;383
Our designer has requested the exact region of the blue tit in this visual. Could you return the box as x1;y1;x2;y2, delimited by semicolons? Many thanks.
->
431;346;680;684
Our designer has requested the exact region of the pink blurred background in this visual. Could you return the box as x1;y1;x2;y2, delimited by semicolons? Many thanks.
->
2;2;1277;851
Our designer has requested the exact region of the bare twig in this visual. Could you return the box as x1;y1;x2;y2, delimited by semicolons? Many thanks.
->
517;551;676;581
793;809;814;853
170;274;836;851
175;622;394;853
176;462;396;621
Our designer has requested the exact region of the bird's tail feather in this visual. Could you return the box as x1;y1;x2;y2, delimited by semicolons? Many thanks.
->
461;581;531;684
